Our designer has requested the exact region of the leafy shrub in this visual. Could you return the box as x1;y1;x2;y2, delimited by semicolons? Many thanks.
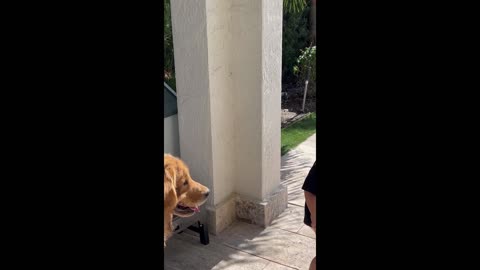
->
293;46;316;95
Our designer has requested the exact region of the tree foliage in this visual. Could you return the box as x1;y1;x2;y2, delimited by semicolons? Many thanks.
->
282;2;311;85
283;0;307;14
164;0;176;89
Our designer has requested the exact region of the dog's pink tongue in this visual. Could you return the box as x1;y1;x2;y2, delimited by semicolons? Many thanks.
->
192;206;200;213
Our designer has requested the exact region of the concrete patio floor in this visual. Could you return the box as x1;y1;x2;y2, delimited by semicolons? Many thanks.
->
165;134;316;270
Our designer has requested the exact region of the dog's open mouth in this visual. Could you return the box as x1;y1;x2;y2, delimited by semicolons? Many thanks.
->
174;203;200;217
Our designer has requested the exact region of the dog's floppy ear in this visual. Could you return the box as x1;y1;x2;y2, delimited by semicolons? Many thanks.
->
164;165;176;185
164;164;177;203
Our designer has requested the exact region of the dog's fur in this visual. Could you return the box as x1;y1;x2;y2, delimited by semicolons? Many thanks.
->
164;154;209;247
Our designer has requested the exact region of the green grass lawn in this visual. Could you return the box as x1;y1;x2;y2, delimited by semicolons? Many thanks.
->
281;112;316;155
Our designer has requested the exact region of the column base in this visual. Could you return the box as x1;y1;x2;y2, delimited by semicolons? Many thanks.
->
235;184;288;227
206;194;237;235
206;184;288;234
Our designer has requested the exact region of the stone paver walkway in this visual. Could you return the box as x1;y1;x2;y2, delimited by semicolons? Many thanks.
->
165;134;316;270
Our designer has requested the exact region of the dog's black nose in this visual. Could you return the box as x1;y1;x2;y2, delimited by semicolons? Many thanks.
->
205;191;210;197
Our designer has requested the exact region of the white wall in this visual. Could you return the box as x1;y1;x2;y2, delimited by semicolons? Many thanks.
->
230;0;282;200
231;0;264;200
171;0;215;205
260;0;283;198
171;0;283;205
206;0;236;205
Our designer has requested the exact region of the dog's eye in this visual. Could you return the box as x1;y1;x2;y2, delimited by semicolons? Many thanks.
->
183;181;188;186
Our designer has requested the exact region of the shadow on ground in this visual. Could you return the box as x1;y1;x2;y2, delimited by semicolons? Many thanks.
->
165;210;316;270
165;219;314;269
281;149;315;206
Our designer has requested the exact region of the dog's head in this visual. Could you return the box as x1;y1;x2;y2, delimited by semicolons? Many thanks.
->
164;154;210;217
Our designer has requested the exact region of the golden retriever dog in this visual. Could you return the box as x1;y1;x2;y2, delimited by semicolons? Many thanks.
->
164;154;210;247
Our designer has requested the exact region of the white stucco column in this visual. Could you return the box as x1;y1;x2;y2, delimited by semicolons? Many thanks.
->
171;0;286;233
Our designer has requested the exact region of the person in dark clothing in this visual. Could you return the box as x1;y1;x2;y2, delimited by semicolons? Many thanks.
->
302;161;317;270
